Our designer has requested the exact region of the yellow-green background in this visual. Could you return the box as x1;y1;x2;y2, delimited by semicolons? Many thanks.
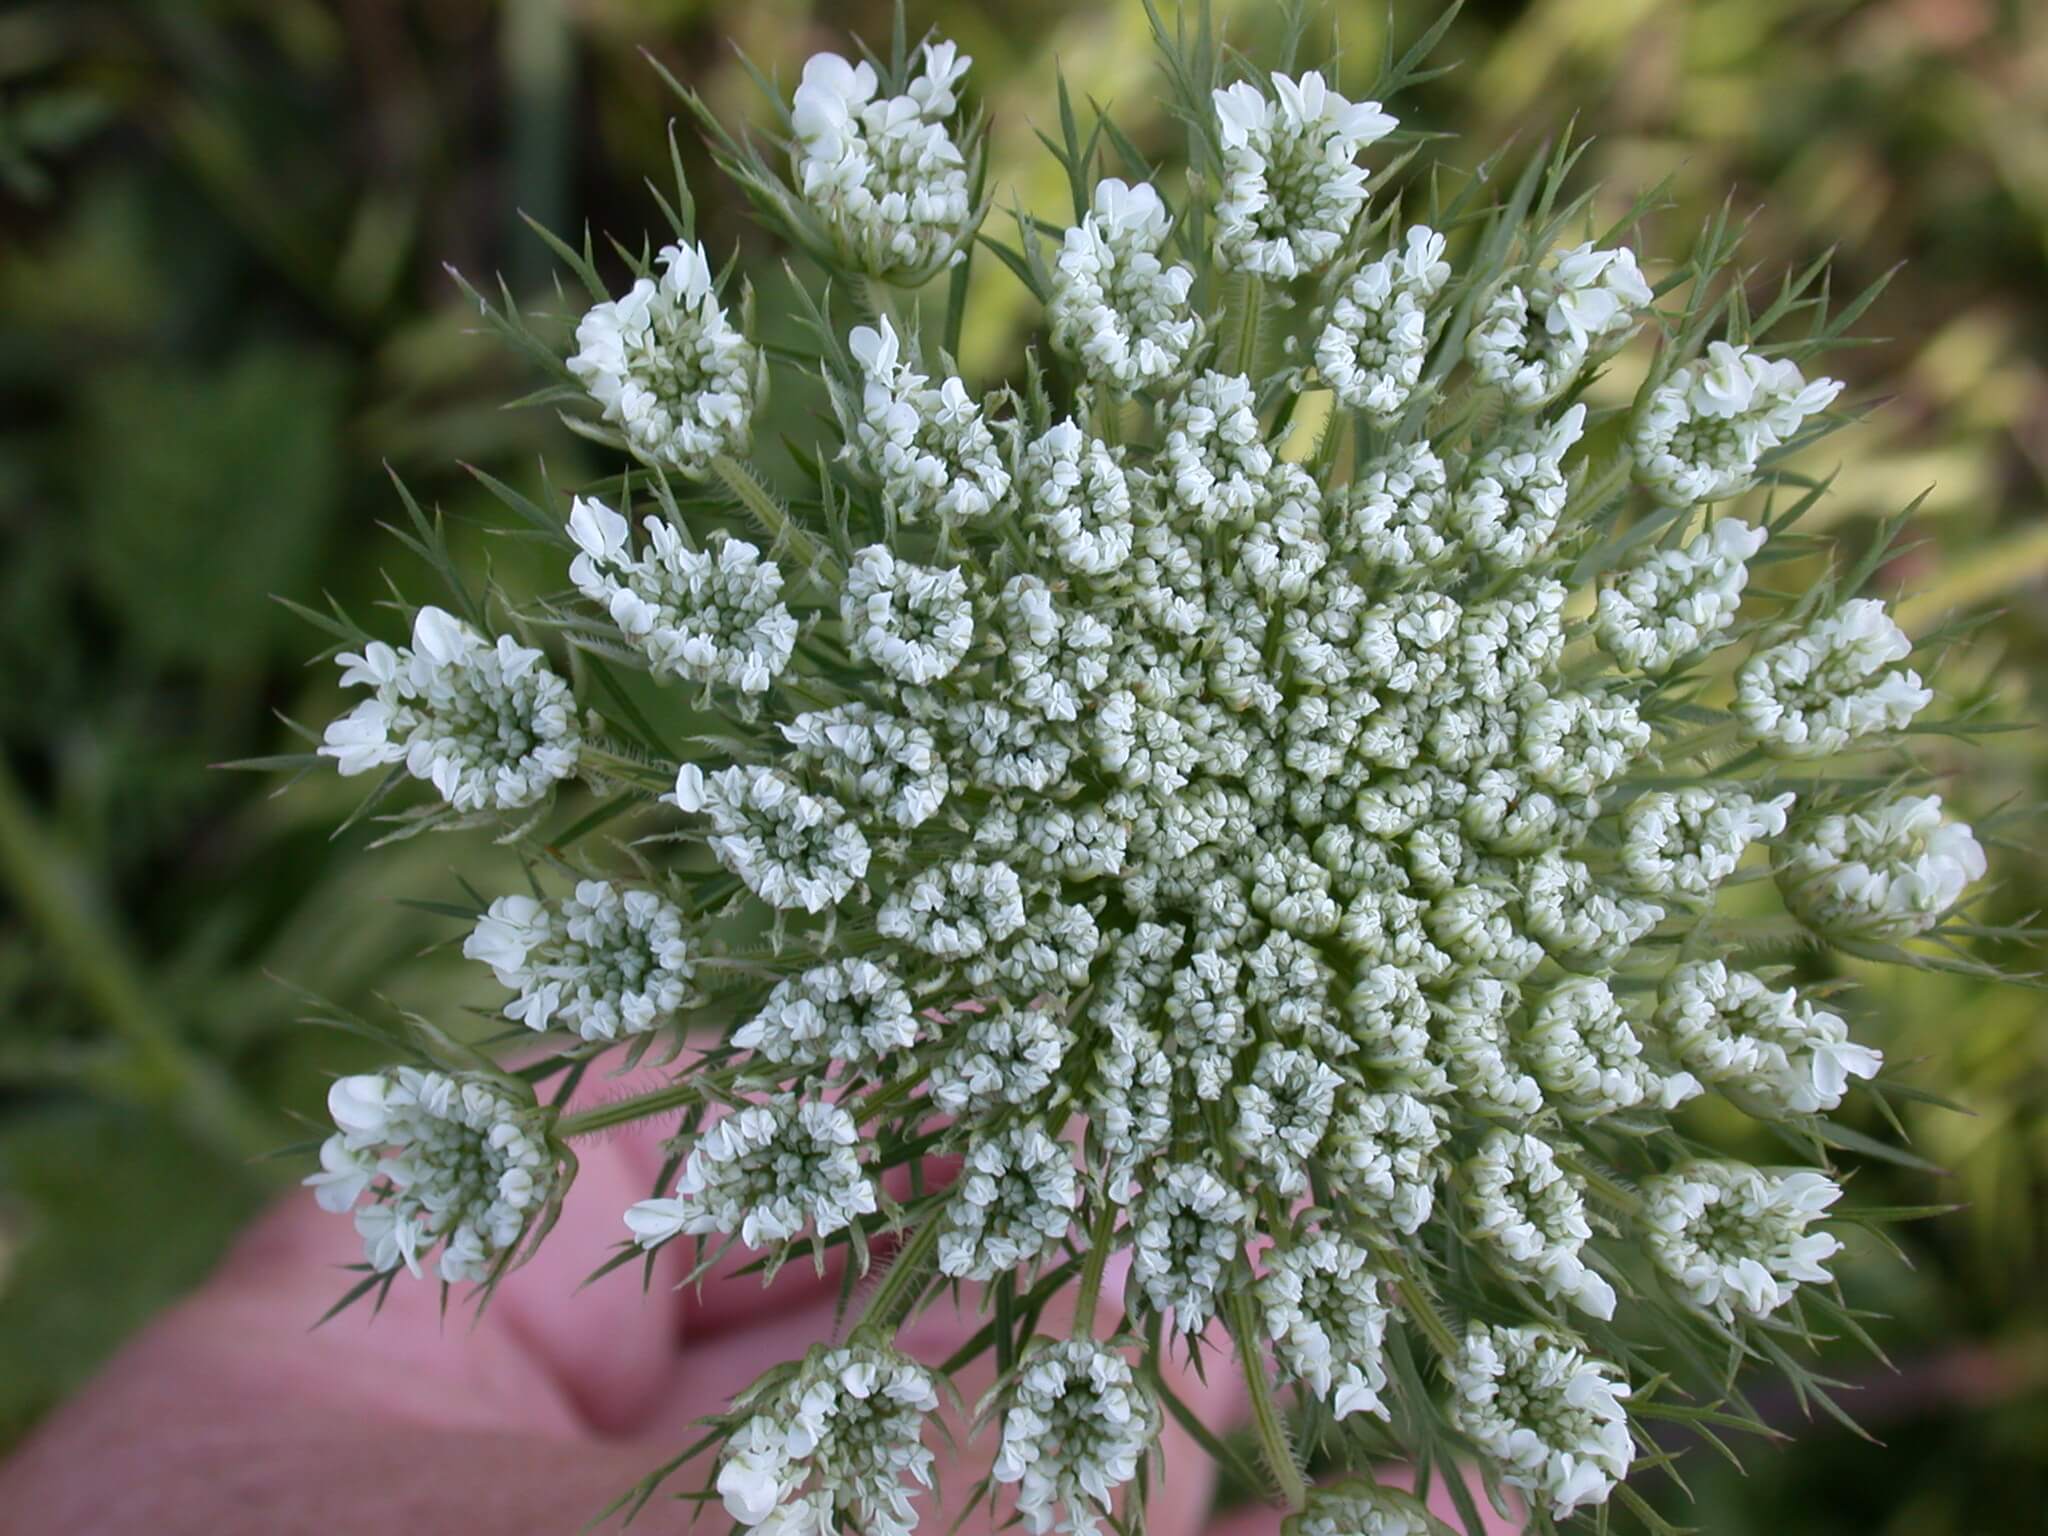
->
1;1;2043;1528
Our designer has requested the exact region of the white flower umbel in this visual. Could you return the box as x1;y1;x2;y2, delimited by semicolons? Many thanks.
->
1256;1231;1392;1419
879;857;1028;959
1160;370;1275;527
845;318;1011;525
307;1068;554;1284
671;763;871;913
991;1339;1158;1536
717;1344;938;1536
464;881;696;1041
1132;1161;1249;1332
1776;793;1986;941
1313;225;1451;420
1470;241;1652;409
1632;340;1843;506
1463;1130;1617;1320
938;1122;1079;1281
626;1095;876;1251
1325;1090;1447;1235
1734;598;1931;756
1231;1043;1343;1196
1049;178;1200;393
1289;1483;1437;1536
841;544;976;684
1657;959;1882;1115
780;705;950;829
567;498;794;696
1446;405;1586;569
1212;72;1396;279
1642;1161;1843;1322
1450;1324;1632;1520
1020;421;1137;577
321;605;580;812
1620;785;1796;900
566;241;759;475
930;1003;1072;1118
1522;976;1701;1121
1596;518;1768;676
733;957;918;1070
790;42;976;280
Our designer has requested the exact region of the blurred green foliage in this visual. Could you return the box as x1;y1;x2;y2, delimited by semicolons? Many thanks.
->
1;0;2044;1528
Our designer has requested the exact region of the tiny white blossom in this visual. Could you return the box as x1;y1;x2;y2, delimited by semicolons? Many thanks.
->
991;1340;1158;1536
1160;371;1274;528
1231;1043;1343;1196
627;1095;876;1251
567;242;758;475
931;1004;1073;1118
845;318;1011;524
734;957;918;1069
1632;340;1843;506
1212;72;1396;278
1596;518;1768;675
567;498;794;696
1469;241;1652;408
1621;785;1795;899
321;606;580;812
1132;1161;1249;1332
1257;1232;1391;1418
1290;1483;1437;1536
1446;405;1585;569
308;1068;554;1284
780;704;950;829
1464;1130;1616;1320
937;1122;1079;1280
1049;178;1201;392
842;544;976;685
717;1344;938;1536
1734;598;1931;756
671;763;871;913
1020;421;1138;576
1775;793;1986;940
1642;1160;1843;1321
1450;1325;1632;1520
1326;1090;1447;1234
1314;225;1451;419
464;881;696;1041
790;43;976;279
1658;959;1882;1115
1523;976;1701;1120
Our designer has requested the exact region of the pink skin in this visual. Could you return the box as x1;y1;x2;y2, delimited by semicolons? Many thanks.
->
0;1086;1519;1536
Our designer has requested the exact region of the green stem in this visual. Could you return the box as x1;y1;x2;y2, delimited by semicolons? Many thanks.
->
554;1068;736;1139
1225;1288;1308;1512
1072;1199;1120;1338
1558;1151;1645;1218
1380;1245;1461;1362
1234;273;1265;377
1656;719;1742;767
855;1215;945;1336
711;454;837;582
0;755;273;1164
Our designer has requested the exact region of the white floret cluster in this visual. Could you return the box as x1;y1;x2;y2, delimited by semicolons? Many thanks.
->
306;16;2008;1531
565;241;759;476
320;605;580;812
464;880;696;1041
305;1068;555;1285
716;1345;939;1536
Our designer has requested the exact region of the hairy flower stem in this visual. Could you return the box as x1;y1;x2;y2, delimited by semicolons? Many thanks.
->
1558;1151;1645;1219
1655;720;1742;766
553;1064;743;1138
1072;1199;1120;1337
1234;273;1265;376
855;1214;945;1336
711;452;839;582
1379;1245;1461;1362
1225;1287;1308;1512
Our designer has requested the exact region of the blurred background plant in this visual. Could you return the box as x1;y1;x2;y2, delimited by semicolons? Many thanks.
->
0;0;2043;1529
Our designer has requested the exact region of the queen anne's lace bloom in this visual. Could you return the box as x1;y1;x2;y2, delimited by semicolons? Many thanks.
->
1450;1324;1633;1520
465;881;696;1040
790;43;975;279
1132;1161;1249;1332
845;318;1011;524
1642;1161;1842;1322
1464;1130;1617;1320
672;763;871;913
626;1095;876;1251
992;1340;1157;1536
734;958;918;1069
1049;178;1200;392
1597;518;1768;675
1212;72;1396;279
321;605;580;811
307;1068;555;1284
569;498;794;696
1776;793;1986;941
1470;241;1651;408
1257;1232;1391;1418
1734;598;1931;756
938;1122;1078;1281
717;1345;938;1536
1658;959;1882;1115
1289;1484;1437;1536
1621;785;1795;899
1447;406;1586;568
842;544;976;683
1326;1090;1446;1235
1313;225;1450;419
1523;976;1701;1120
1633;341;1843;506
567;241;759;474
